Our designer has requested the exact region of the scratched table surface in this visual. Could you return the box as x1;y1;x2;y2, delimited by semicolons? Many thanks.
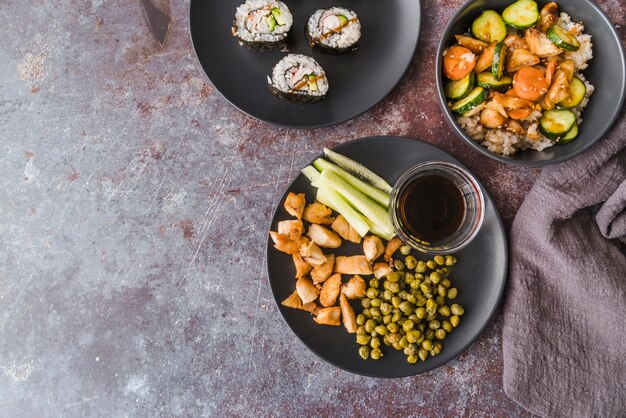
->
1;0;624;416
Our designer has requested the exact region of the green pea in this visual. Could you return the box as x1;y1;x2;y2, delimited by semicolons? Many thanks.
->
410;280;421;290
433;255;444;265
387;333;401;345
450;315;460;327
399;336;408;349
426;313;438;322
421;339;433;350
451;304;464;315
380;303;393;315
435;295;445;306
435;329;446;340
356;325;366;336
370;337;381;349
426;260;437;269
399;301;413;314
418;348;429;361
416;295;427;307
356;314;366;326
387;282;401;293
408;314;418;322
361;298;371;309
438;305;451;317
398;290;409;300
406;329;421;343
415;307;427;319
406;294;417;305
362;308;371;318
447;288;458;300
442;278;451;288
387;322;399;333
430;271;442;284
374;325;388;336
394;259;405;271
416;261;427;273
429;320;441;330
418;323;426;332
369;278;379;289
400;245;412;255
430;342;442;356
420;283;431;295
383;335;390;346
356;335;371;345
442;320;453;333
392;311;403;322
382;314;392;325
426;299;438;315
445;255;457;266
405;255;417;270
425;329;435;340
387;272;401;282
370;298;381;308
407;355;418;364
370;307;381;318
366;287;379;299
359;346;370;360
382;290;393;300
402;319;415;332
365;319;376;333
371;348;383;360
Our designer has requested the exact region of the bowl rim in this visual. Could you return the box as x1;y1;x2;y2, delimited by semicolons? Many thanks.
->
435;0;626;167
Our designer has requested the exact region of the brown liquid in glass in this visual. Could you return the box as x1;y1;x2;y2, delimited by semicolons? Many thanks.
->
398;175;465;242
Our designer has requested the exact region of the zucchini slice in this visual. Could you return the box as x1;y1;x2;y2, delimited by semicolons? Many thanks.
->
557;77;586;109
450;87;488;114
476;72;513;91
539;110;577;140
546;25;580;51
502;0;539;29
444;72;475;99
471;10;507;43
492;42;507;80
559;121;579;144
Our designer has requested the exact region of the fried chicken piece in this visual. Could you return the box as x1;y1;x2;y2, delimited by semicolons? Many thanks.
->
537;2;558;32
320;273;342;307
303;202;334;225
384;237;403;263
306;224;342;248
475;42;497;73
331;215;361;244
314;306;341;326
292;254;312;279
505;119;525;135
363;235;385;262
281;291;302;309
269;232;300;255
278;220;304;241
299;241;327;267
334;256;373;275
340;294;357;334
558;60;575;82
506;48;540;73
544;70;570;110
504;34;529;51
311;254;335;284
284;192;306;219
373;262;393;279
296;277;319;304
525;29;562;57
341;275;366;299
455;35;489;53
480;108;508;129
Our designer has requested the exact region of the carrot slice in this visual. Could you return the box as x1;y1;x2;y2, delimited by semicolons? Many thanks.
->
513;67;549;101
545;60;558;87
508;108;533;120
443;46;477;80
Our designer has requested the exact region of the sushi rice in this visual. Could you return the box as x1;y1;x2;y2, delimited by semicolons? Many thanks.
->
232;0;293;51
306;7;361;54
268;54;329;103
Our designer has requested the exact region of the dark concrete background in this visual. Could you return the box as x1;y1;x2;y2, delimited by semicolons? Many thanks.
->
0;0;624;416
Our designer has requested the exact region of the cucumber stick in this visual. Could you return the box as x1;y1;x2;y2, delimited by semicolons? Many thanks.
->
363;216;395;241
316;187;370;237
301;165;321;186
322;148;393;194
313;158;390;208
319;170;394;236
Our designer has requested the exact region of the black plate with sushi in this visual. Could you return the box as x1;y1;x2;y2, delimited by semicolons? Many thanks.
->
190;0;422;128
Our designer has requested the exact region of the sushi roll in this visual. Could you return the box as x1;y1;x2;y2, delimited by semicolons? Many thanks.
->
306;7;361;54
232;0;293;52
268;54;329;103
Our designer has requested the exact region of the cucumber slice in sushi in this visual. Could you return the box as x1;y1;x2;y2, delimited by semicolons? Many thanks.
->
557;77;587;109
559;121;579;144
306;7;361;54
450;87;488;115
232;0;293;52
539;110;577;140
268;54;329;103
492;42;507;81
445;73;475;100
476;72;512;91
502;0;539;29
471;10;507;43
546;25;581;51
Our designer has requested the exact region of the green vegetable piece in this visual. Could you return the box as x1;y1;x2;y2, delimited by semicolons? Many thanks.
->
471;10;507;43
502;0;539;29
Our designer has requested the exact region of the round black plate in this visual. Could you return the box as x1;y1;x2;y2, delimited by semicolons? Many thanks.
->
266;136;508;377
189;1;421;128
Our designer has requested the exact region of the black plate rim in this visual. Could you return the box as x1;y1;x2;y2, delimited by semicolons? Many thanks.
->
434;0;626;167
189;1;423;130
265;135;509;378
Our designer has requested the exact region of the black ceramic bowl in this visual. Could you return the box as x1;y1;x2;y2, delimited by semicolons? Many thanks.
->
436;0;626;166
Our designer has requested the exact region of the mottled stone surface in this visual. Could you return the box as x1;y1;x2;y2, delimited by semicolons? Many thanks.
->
0;0;624;416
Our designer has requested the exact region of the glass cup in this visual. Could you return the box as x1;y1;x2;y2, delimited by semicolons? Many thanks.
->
389;161;485;254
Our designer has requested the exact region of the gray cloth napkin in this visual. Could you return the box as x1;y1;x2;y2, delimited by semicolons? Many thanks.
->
503;114;626;418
